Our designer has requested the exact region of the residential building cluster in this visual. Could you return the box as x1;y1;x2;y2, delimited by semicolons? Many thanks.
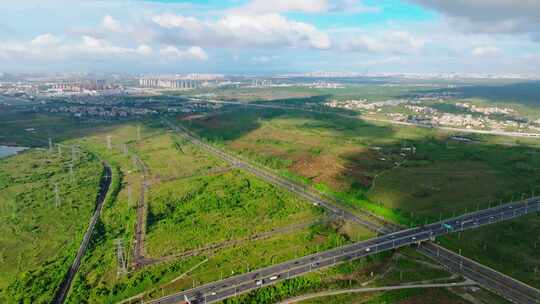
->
456;102;515;115
325;98;415;110
46;106;157;117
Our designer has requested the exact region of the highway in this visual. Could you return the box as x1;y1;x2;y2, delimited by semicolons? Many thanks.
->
148;198;540;304
419;242;540;304
52;162;112;304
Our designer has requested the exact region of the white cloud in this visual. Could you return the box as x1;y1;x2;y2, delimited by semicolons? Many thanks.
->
251;55;278;62
472;46;501;57
233;0;378;14
30;33;60;46
159;46;208;61
151;13;331;50
136;44;153;56
0;34;154;61
343;31;425;54
102;15;122;33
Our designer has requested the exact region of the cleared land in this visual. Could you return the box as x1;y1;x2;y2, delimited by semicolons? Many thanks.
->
0;148;103;303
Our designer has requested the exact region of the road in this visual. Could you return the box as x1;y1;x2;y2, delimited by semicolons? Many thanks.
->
52;162;112;304
278;281;477;304
419;242;540;304
148;198;540;304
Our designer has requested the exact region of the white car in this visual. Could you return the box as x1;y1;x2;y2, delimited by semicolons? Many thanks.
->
256;280;263;286
365;248;371;252
269;275;279;281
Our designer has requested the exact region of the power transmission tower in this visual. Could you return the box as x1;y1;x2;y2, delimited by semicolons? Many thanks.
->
71;145;77;163
54;183;61;207
115;239;127;277
69;162;74;183
106;136;112;150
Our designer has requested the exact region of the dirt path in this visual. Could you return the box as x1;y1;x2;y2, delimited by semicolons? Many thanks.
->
278;281;477;304
132;154;156;267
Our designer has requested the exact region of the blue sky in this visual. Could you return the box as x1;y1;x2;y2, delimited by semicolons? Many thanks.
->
0;0;538;74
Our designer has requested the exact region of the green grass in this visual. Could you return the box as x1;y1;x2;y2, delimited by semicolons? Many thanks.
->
184;107;540;224
62;121;374;303
0;148;103;303
0;110;132;147
146;169;323;257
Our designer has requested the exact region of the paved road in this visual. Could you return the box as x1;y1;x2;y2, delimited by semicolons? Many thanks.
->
278;281;478;304
148;198;540;304
419;243;540;304
52;162;112;304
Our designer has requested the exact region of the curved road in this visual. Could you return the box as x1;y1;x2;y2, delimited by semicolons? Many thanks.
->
52;162;112;304
278;281;477;304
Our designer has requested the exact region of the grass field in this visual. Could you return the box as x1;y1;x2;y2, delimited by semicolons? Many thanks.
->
0;110;130;147
0;148;103;303
183;107;540;223
58;120;374;303
146;169;323;257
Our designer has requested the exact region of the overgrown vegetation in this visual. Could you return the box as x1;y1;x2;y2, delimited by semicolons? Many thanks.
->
0;148;102;303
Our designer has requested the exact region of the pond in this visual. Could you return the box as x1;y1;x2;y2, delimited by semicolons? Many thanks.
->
0;146;29;159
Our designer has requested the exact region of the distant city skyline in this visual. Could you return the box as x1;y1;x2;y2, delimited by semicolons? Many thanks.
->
0;0;539;74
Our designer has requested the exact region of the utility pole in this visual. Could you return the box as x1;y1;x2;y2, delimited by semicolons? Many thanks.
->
48;138;53;152
54;183;61;207
116;239;127;277
57;145;62;157
137;126;141;141
71;145;77;163
69;162;74;183
123;144;128;156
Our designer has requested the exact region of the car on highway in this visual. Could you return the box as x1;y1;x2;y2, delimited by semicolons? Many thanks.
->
269;275;279;281
365;248;371;252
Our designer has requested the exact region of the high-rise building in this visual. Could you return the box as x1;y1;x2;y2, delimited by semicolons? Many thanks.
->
138;77;201;89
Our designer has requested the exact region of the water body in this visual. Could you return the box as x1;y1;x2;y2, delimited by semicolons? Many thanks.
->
0;146;28;159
